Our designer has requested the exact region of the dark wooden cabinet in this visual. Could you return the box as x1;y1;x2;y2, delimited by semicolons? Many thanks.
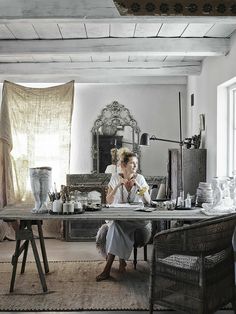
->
92;135;123;173
64;174;111;241
98;135;123;173
168;148;206;200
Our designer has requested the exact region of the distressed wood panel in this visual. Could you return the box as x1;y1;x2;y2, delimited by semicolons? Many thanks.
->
0;56;18;62
134;23;162;37
145;55;166;61
205;24;236;37
64;220;105;241
0;62;201;76
182;23;214;37
0;38;229;56
51;55;71;62
109;55;128;61
7;23;38;39
33;23;62;39
58;23;87;39
164;56;185;62
70;55;92;62
0;24;15;39
6;21;233;41
0;74;187;84
91;55;110;62
85;23;109;38
128;56;148;61
168;149;207;200
110;23;136;37
0;205;210;221
15;56;34;62
19;60;197;68
183;56;205;61
32;55;54;62
158;23;188;37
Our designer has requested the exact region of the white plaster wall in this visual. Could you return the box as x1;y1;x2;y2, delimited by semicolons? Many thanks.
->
187;32;236;181
71;84;186;176
0;83;186;177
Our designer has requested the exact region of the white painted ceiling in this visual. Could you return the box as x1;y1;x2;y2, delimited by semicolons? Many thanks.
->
0;0;235;83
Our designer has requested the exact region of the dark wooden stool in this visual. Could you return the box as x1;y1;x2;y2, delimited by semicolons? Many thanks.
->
133;244;147;270
9;220;49;293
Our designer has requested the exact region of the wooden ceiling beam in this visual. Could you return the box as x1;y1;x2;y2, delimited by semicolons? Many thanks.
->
0;62;201;76
1;17;236;24
0;74;188;84
0;61;201;69
0;38;229;57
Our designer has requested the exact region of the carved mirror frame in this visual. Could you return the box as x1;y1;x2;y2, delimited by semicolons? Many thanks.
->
91;101;141;173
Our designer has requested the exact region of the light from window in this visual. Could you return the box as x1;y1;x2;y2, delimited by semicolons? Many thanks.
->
227;83;236;176
217;78;236;177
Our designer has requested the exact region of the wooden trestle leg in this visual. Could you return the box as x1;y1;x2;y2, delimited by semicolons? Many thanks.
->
10;219;49;293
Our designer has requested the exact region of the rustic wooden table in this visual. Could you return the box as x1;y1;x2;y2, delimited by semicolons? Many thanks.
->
0;204;210;293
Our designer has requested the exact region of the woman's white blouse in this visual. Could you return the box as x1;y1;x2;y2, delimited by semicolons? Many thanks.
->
108;173;149;204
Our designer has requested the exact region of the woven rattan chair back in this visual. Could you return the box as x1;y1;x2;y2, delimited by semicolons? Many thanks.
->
149;213;236;314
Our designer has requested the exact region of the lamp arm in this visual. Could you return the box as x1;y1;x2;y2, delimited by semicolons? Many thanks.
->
150;135;196;147
122;140;133;145
150;135;182;145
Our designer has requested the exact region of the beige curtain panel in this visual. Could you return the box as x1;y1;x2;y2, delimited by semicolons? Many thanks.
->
0;80;74;208
0;82;14;208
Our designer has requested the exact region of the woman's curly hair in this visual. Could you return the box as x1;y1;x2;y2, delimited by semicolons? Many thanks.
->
118;147;137;165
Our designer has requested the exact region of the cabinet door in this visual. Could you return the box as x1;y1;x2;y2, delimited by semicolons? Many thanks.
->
64;220;105;241
168;149;206;199
98;135;123;173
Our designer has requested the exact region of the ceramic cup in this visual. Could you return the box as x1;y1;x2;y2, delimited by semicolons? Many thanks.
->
63;202;74;214
52;199;63;213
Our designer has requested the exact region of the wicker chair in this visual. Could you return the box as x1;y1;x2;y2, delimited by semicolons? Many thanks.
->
149;213;236;314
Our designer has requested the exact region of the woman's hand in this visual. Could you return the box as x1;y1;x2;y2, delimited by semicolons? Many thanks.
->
118;176;127;186
135;180;151;205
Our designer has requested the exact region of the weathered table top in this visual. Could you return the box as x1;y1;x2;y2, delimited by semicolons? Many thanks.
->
0;204;210;221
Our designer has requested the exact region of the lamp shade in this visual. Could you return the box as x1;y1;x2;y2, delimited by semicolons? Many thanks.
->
140;133;150;146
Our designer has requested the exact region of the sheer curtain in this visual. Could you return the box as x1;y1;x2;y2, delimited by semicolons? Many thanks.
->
0;80;74;239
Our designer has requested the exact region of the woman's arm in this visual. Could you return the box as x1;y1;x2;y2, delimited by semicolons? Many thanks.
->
106;186;118;204
106;177;125;204
134;177;151;205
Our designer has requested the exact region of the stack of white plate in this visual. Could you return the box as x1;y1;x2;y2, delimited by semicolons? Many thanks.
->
196;182;213;206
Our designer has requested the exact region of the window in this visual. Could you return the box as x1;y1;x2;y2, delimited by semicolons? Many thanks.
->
227;83;236;175
217;79;236;177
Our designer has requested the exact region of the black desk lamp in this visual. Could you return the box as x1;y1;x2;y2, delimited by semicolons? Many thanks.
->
140;92;186;200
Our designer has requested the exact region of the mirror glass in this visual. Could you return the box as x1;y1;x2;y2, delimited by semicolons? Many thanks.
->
91;101;141;173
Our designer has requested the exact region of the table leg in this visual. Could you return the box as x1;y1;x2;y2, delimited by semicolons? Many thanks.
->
20;240;29;274
10;238;21;292
143;245;147;261
37;221;49;273
30;235;48;292
26;221;48;292
9;220;48;293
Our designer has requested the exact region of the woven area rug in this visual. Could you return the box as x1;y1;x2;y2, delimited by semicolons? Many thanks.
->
0;260;155;311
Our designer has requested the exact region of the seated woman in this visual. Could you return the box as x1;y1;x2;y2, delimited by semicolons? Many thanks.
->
96;151;151;282
105;148;119;174
105;146;132;175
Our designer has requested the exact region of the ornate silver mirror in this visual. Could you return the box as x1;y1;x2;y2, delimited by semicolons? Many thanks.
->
91;101;141;173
